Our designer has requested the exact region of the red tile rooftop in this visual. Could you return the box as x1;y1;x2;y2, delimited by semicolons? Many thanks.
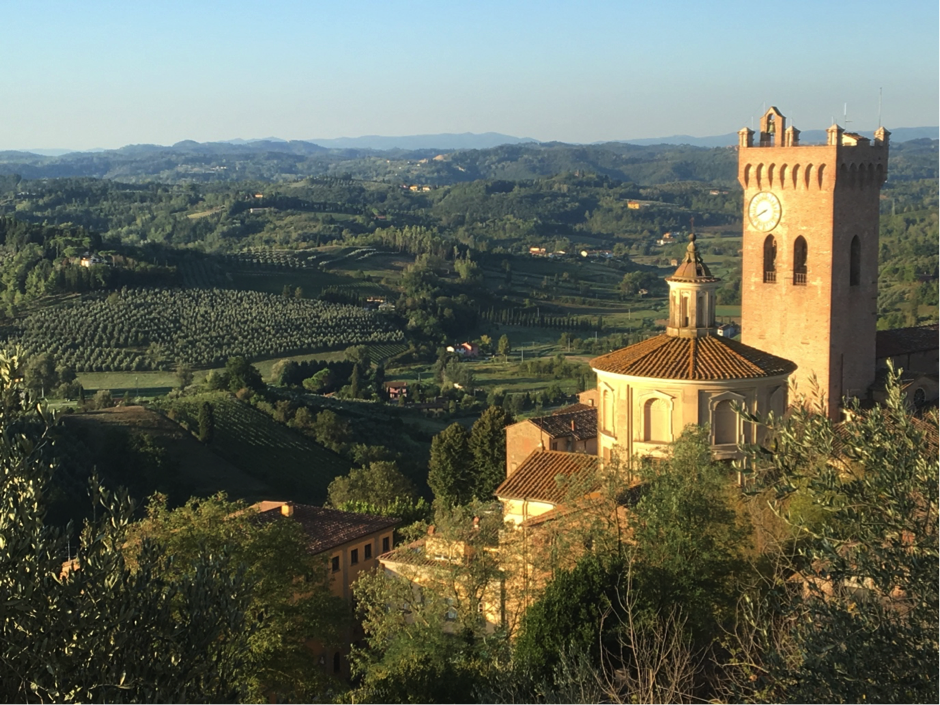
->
254;503;398;555
528;407;597;441
876;324;938;359
495;450;599;505
590;334;796;380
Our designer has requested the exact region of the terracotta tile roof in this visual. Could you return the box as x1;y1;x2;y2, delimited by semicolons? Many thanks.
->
552;402;594;415
590;333;796;380
255;503;398;555
495;450;599;504
529;407;597;441
876;324;938;359
377;538;440;568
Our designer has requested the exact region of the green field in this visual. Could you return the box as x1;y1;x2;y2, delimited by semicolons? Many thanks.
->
155;392;350;504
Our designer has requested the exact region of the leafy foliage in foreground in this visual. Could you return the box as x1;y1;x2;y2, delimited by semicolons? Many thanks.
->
0;349;251;702
8;286;404;372
730;366;939;704
126;494;350;702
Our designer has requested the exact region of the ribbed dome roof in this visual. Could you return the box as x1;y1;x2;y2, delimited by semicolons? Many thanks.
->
667;232;718;282
590;333;796;380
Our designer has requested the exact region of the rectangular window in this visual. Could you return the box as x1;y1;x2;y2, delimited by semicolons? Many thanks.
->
331;555;340;573
382;536;390;553
351;548;359;565
364;544;372;560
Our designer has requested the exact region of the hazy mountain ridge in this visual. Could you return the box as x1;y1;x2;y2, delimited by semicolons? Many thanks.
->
0;133;935;186
10;126;937;158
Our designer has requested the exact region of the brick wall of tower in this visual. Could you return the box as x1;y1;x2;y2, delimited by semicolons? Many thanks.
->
738;134;887;418
830;154;883;401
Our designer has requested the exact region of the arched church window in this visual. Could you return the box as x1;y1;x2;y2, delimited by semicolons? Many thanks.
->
793;236;807;285
681;295;689;327
713;400;737;445
850;235;861;286
763;235;777;283
643;398;669;443
602;389;613;434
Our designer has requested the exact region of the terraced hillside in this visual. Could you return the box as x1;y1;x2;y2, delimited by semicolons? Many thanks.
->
156;392;349;503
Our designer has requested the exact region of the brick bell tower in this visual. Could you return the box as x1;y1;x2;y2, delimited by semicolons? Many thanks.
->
738;106;889;419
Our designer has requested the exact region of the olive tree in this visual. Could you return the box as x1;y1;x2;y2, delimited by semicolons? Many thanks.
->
0;349;252;703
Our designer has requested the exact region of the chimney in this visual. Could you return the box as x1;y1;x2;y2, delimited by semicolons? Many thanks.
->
570;419;576;432
280;502;294;517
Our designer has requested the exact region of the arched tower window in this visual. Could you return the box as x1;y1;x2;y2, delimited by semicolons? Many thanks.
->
713;400;737;445
793;236;807;285
643;398;669;443
850;236;861;286
763;235;777;283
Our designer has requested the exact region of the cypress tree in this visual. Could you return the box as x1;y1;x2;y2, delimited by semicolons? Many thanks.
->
197;401;214;443
427;423;471;506
468;406;514;499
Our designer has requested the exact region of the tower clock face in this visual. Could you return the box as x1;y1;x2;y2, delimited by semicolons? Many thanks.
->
748;192;782;231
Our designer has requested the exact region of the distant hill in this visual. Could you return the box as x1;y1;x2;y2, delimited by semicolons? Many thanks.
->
6;126;934;159
305;132;538;150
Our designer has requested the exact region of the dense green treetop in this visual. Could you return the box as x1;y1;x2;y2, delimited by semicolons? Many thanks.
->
427;422;472;506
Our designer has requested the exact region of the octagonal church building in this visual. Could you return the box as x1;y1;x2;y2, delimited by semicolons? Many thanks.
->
590;233;796;463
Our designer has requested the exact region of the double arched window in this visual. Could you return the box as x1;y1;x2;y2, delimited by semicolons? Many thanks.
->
850;235;861;286
793;237;807;285
763;235;777;283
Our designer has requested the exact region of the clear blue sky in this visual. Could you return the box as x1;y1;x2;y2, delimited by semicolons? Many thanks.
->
1;0;936;150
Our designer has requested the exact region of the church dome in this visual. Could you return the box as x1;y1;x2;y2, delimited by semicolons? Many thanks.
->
590;333;797;381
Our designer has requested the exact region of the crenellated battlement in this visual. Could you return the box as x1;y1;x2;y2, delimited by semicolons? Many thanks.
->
737;109;889;192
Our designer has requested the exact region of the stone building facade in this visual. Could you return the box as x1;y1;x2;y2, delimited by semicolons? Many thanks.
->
504;405;597;474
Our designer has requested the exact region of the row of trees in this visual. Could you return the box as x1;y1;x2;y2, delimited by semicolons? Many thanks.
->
13;286;404;372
